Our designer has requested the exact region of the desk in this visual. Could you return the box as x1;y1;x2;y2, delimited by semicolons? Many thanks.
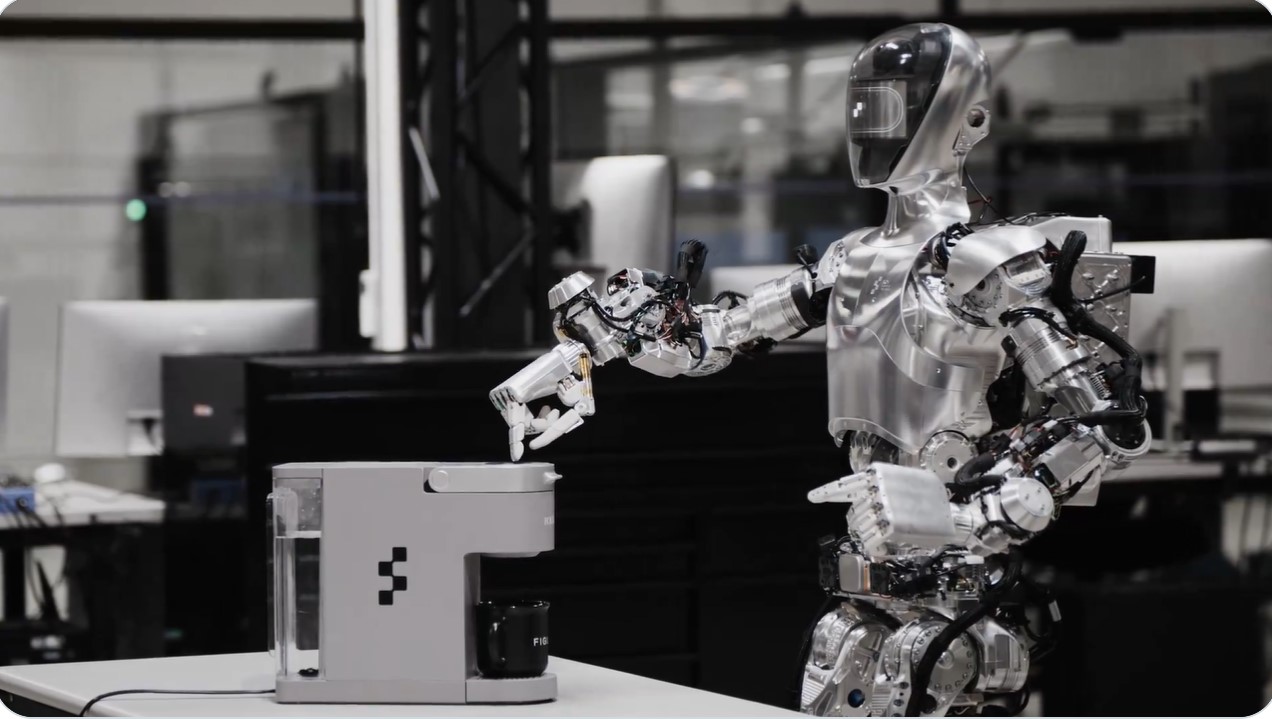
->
0;481;165;662
0;653;801;717
1106;454;1225;483
0;480;165;530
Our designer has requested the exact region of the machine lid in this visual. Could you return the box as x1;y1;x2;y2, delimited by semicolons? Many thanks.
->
426;462;559;493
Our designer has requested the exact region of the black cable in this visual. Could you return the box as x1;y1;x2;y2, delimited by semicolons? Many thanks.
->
965;169;1015;225
582;297;659;342
905;553;1023;717
1048;231;1146;434
998;307;1078;342
79;689;274;716
947;474;1003;503
954;451;998;485
712;290;748;308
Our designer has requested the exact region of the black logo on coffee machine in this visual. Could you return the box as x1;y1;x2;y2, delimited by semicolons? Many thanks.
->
378;546;407;606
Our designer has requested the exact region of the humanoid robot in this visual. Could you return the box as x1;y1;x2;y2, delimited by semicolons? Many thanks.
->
490;23;1151;717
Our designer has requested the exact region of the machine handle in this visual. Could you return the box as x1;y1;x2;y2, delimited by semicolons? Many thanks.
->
487;618;504;668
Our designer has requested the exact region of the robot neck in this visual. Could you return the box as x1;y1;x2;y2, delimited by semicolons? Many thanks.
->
880;172;972;241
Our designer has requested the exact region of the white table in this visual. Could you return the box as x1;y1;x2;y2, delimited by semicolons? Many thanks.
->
0;653;800;717
0;480;165;530
0;480;166;650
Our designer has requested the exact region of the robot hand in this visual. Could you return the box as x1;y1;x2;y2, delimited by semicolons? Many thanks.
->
808;463;959;559
489;341;597;461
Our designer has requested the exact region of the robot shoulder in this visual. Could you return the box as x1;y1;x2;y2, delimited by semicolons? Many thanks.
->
814;226;875;291
944;224;1048;297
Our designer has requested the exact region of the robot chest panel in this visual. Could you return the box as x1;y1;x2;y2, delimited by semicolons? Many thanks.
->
825;239;1004;453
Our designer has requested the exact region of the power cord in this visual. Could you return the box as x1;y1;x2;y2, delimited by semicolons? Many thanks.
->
79;688;273;716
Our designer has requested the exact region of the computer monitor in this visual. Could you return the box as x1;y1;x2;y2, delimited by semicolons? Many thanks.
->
1116;239;1272;389
55;300;317;457
161;354;252;454
1115;238;1272;436
553;155;675;278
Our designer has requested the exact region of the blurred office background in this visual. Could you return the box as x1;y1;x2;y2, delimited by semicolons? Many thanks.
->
0;0;1269;716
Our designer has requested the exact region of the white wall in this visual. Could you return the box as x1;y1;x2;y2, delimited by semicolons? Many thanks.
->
0;28;353;485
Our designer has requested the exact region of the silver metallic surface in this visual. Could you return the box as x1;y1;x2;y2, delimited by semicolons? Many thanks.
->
918;432;976;483
845;463;960;556
998;477;1054;533
827;237;1004;454
872;620;977;717
971;617;1029;693
836;553;873;595
1072;252;1134;359
801;604;887;716
748;268;814;341
547;271;596;309
1031;431;1105;498
1008;315;1092;391
851;26;991;194
944;226;1048;298
1027;215;1112;252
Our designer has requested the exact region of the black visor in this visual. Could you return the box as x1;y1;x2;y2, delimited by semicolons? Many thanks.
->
846;24;952;186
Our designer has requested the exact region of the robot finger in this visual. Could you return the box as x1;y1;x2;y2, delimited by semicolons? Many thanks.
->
557;378;585;407
847;508;877;537
528;408;584;450
859;531;888;559
502;402;535;431
531;407;560;431
509;423;526;462
807;474;869;504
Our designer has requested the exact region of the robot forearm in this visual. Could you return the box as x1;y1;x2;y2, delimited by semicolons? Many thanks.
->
721;265;825;348
949;419;1146;553
950;289;1152;553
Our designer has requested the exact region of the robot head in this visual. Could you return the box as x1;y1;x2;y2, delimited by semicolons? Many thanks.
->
846;23;991;193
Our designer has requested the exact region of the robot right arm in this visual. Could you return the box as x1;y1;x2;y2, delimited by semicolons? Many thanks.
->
490;240;845;460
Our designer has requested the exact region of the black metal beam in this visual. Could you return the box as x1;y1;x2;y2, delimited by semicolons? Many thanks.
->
0;17;361;41
2;6;1262;44
400;0;424;344
549;8;1270;39
527;0;553;343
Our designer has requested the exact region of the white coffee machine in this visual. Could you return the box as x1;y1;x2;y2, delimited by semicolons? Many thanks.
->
270;461;559;704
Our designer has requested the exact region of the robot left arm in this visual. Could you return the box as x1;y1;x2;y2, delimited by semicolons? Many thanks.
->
810;229;1151;558
491;240;841;460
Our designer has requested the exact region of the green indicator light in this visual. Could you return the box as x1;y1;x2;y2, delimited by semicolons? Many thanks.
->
125;199;147;222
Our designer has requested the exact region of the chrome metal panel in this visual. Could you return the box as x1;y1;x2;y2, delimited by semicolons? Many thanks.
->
945;225;1048;297
827;238;1003;453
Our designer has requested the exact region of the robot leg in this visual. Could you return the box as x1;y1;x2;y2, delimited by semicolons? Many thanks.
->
800;602;890;716
870;618;979;717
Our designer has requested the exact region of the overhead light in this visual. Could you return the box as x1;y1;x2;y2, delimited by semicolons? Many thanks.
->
755;63;791;81
684;169;716;189
805;56;853;76
607;91;653;110
669;76;748;103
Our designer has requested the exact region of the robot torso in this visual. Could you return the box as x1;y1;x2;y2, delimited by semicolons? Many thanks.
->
826;225;1004;467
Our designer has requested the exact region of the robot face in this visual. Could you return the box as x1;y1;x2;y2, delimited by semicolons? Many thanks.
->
846;24;951;186
846;23;991;190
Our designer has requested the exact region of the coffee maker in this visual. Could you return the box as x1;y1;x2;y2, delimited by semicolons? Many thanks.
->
270;461;559;704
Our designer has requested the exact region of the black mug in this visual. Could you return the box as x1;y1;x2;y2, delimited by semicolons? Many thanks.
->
475;600;550;678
